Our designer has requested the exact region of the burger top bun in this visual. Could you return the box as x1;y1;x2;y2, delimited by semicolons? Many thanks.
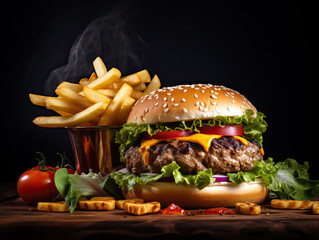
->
126;84;257;124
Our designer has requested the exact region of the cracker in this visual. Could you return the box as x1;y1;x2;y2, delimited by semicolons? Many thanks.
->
116;198;144;209
312;202;319;214
271;199;314;210
37;201;69;212
124;201;161;215
78;199;116;211
236;202;261;215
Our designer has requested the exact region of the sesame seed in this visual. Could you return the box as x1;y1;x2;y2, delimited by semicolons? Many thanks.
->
200;102;204;107
181;98;186;102
164;108;170;113
171;97;175;102
194;87;199;90
167;93;172;96
199;106;204;111
194;94;198;98
212;101;217;105
183;89;188;92
163;103;168;108
155;102;159;107
182;108;187;113
145;108;149;113
211;94;217;99
195;101;200;106
163;97;167;101
173;103;179;107
232;100;235;103
201;90;205;93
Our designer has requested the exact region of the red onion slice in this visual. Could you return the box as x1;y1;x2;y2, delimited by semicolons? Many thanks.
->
212;174;229;182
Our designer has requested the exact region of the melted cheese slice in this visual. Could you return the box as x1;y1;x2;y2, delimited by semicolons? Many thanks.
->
139;134;250;165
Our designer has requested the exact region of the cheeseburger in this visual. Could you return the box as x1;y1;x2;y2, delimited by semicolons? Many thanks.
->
114;84;268;207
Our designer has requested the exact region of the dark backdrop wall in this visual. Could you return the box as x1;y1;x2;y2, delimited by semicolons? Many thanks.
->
3;0;315;181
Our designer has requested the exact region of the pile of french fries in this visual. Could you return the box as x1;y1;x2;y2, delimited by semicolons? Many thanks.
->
30;57;161;127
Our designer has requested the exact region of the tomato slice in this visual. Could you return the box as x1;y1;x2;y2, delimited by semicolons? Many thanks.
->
198;125;244;136
144;130;194;140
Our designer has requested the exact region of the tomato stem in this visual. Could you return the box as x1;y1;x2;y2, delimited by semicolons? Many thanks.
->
35;152;54;172
57;152;74;170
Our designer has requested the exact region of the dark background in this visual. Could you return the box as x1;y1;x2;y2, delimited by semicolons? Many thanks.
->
3;0;315;181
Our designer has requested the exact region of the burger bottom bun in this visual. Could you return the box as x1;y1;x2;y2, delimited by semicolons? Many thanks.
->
124;181;268;208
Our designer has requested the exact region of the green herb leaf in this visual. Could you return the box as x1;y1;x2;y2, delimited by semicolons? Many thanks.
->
111;161;213;192
227;158;319;200
115;110;267;161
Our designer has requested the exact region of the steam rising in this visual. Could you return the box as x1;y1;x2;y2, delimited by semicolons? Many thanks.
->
44;6;143;95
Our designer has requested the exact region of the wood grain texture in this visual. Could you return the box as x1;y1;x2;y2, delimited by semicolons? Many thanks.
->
1;198;319;240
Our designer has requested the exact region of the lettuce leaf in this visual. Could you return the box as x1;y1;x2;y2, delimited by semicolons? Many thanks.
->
115;109;267;161
227;158;319;200
112;161;214;192
54;169;122;213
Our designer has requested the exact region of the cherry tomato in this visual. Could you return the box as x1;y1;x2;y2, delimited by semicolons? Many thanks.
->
144;130;194;140
17;168;58;204
198;125;244;136
55;167;75;174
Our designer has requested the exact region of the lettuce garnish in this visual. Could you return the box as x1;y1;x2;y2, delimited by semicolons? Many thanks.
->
115;109;267;161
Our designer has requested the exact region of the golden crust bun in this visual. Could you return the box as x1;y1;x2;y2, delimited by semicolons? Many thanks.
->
124;181;268;208
126;84;257;124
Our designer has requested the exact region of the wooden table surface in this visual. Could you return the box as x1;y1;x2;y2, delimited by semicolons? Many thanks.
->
1;182;318;240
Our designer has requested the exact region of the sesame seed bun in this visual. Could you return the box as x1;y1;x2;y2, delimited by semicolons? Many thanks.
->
124;180;268;208
126;84;257;124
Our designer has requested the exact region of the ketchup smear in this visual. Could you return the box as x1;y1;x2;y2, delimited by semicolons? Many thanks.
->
201;207;236;215
161;203;188;215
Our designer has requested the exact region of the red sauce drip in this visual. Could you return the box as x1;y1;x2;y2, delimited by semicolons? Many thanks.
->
201;207;236;215
161;203;188;215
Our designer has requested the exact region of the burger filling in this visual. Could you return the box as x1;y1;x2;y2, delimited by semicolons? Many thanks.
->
123;136;263;175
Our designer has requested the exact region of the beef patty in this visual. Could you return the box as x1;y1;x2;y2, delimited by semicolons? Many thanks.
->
123;136;263;175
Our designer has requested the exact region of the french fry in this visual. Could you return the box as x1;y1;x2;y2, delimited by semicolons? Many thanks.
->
116;198;144;209
119;73;141;85
116;97;136;125
83;86;112;104
90;197;115;201
29;94;48;106
55;87;92;109
98;83;133;126
57;81;83;93
79;78;90;86
136;69;150;83
44;97;83;114
86;67;121;90
30;56;162;128
78;199;116;211
271;199;315;210
124;201;161;215
97;89;117;98
88;72;98;83
33;101;109;128
131;91;143;99
93;57;107;78
236;202;261;215
312;202;319;214
37;201;69;212
133;83;147;91
142;74;161;95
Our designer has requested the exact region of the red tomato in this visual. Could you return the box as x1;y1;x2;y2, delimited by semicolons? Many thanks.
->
198;125;244;136
161;203;188;215
144;130;194;140
17;168;58;204
55;167;75;174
